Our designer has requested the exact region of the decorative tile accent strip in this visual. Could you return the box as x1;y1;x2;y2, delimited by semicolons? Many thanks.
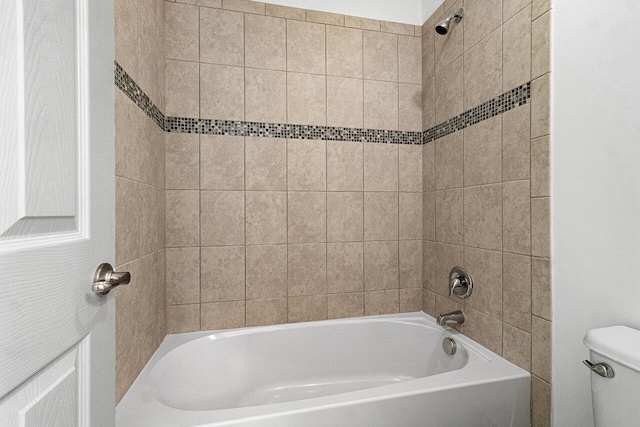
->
114;61;165;130
422;82;531;144
113;61;530;145
165;118;423;144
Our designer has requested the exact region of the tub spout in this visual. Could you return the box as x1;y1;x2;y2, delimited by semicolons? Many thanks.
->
437;310;465;327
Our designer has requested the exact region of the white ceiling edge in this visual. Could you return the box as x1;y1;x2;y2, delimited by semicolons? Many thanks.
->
422;0;443;24
263;0;439;26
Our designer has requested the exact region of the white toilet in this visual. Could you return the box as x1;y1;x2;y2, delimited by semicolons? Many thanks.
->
583;325;640;427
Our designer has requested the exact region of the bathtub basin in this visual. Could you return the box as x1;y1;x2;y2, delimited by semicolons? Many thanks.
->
116;313;530;426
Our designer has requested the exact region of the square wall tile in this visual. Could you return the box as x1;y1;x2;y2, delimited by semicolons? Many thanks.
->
115;91;140;182
503;324;531;371
364;192;399;241
245;137;287;191
116;178;140;265
327;242;364;293
327;192;364;242
399;192;422;240
223;0;265;14
345;16;380;31
531;136;550;197
503;253;532;332
246;245;288;299
435;56;463;123
463;28;502;110
266;4;305;20
364;143;398;192
328;293;365;319
464;115;502;186
464;247;503;319
364;241;399;291
463;0;502;50
399;240;422;289
364;80;399;130
166;247;200;305
435;131;463;190
245;14;286;70
166;190;200;247
503;0;529;22
503;180;531;254
327;77;364;128
327;141;363;191
400;288;423;312
532;257;551;320
200;64;244;121
532;316;552;383
288;192;327;244
365;290;399;315
502;104;531;182
246;298;287;326
422;143;435;192
464;307;503;355
201;301;245;330
200;135;244;190
165;60;198;117
423;240;435;292
423;191;436;241
399;145;422;192
464;184;502;251
363;31;398;81
531;74;550;138
435;188;463;245
165;2;198;61
166;133;199;190
532;11;550;79
531;197;550;258
531;375;552;427
288;243;327;296
115;259;140;357
288;295;327;323
200;191;245;246
245;68;287;123
245;191;287;245
503;5;531;90
287;72;327;126
166;304;200;333
399;84;422;132
288;139;326;191
398;35;422;84
434;242;464;297
434;1;462;72
306;10;344;25
287;20;325;74
200;7;244;66
114;0;140;82
326;26;363;78
201;246;245;302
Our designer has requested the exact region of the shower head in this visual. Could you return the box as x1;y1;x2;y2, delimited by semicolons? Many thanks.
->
435;8;464;35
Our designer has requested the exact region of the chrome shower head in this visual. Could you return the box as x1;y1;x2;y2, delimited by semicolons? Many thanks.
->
435;8;464;35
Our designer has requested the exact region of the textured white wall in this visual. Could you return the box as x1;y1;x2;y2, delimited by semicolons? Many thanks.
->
552;1;640;426
263;0;442;25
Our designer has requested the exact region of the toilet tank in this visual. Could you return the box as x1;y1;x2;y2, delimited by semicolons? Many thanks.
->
583;326;640;427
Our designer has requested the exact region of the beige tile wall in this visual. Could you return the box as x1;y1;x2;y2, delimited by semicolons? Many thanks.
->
114;0;167;404
421;1;551;425
163;0;426;333
164;0;423;130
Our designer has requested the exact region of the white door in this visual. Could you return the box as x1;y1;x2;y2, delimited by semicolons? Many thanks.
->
0;0;116;425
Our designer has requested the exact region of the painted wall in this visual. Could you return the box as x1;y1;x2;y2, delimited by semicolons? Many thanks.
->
263;0;442;25
551;1;640;426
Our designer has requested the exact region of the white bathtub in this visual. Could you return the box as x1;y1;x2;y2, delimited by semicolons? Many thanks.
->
116;313;530;426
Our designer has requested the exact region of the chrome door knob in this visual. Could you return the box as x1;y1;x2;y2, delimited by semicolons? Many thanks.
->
92;263;131;296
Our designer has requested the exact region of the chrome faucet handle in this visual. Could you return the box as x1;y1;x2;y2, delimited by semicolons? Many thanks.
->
449;266;473;299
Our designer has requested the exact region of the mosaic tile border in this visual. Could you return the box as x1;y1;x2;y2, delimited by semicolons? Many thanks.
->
114;61;165;129
114;61;530;145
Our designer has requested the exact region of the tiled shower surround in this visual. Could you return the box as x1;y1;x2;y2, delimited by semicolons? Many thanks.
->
161;0;426;331
420;0;551;425
113;0;552;423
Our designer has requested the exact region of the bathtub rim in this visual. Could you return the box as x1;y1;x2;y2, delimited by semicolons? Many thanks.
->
117;312;530;427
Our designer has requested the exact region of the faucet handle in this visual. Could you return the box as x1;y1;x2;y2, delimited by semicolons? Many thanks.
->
449;266;473;299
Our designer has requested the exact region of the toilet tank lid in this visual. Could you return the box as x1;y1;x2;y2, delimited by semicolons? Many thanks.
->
583;326;640;372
